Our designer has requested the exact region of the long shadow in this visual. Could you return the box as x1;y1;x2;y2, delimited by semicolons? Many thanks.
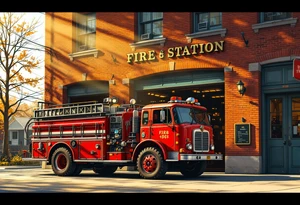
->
53;170;300;182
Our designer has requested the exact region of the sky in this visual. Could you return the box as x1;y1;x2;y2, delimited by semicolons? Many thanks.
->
0;12;45;104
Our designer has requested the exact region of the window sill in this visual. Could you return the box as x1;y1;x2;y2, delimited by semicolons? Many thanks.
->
129;38;166;51
68;49;99;61
185;28;227;43
252;17;297;33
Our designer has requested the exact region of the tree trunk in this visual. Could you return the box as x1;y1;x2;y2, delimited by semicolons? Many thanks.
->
1;114;10;161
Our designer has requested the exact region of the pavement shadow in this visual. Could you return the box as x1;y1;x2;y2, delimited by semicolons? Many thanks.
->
70;171;300;182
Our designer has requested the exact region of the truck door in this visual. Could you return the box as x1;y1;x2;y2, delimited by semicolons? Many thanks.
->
150;108;176;150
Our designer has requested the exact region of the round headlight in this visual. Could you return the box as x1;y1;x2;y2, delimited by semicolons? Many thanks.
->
186;143;193;150
210;144;215;150
112;97;118;104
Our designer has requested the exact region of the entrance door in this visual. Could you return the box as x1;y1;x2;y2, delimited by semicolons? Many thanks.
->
267;93;300;173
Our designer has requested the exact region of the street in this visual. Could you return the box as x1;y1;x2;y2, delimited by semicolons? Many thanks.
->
0;167;300;194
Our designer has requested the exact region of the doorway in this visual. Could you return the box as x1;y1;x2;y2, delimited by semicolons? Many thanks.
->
266;93;300;173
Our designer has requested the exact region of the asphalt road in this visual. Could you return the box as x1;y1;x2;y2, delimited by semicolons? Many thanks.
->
1;166;300;196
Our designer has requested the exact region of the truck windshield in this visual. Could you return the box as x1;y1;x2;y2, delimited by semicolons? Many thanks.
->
173;107;210;126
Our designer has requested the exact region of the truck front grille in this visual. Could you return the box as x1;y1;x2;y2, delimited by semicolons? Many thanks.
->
193;130;209;152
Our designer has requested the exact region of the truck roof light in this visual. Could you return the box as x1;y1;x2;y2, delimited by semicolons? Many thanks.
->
130;99;136;105
186;97;195;104
103;97;118;104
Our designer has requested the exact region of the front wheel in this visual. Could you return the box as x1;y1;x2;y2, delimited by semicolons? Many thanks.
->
180;161;207;178
51;147;76;176
137;147;167;179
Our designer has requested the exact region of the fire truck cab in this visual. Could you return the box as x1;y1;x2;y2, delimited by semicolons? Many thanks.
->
26;96;222;179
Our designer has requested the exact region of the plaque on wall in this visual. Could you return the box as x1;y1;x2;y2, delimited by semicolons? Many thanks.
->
234;123;251;145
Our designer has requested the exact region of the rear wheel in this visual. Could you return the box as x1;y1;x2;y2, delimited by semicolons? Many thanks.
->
137;147;167;179
180;161;207;178
51;147;76;176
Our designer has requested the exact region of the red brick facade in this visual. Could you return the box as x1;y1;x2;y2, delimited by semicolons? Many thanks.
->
45;12;300;173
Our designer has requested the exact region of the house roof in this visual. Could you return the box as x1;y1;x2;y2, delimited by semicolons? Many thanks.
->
9;117;32;130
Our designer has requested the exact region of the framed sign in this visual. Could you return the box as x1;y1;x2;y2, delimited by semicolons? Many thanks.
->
234;123;251;145
293;58;300;80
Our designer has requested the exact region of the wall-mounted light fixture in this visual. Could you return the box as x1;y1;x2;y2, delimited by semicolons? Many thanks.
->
241;32;249;47
237;80;246;96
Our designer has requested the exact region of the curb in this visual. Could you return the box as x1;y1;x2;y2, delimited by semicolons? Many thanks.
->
0;166;41;170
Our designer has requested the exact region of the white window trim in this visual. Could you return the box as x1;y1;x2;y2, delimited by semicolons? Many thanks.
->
129;38;166;51
68;49;99;61
185;28;227;43
252;17;297;33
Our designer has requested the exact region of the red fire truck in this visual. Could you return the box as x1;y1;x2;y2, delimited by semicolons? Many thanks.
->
25;96;222;179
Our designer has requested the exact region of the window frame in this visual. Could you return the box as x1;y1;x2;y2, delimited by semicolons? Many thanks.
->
259;12;292;23
193;12;222;33
139;12;163;41
75;12;96;52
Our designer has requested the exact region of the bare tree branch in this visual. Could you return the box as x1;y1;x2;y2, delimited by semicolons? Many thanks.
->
0;12;45;160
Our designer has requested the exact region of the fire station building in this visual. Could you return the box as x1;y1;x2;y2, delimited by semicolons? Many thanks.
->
45;12;300;174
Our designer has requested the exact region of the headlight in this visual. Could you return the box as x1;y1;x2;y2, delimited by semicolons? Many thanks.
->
111;97;118;104
210;144;215;150
186;143;193;150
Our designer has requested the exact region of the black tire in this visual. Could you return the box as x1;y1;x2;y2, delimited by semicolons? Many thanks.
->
72;164;83;176
180;161;207;178
137;147;167;179
51;147;76;176
93;165;118;176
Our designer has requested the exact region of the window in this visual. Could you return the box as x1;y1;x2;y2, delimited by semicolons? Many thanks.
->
139;12;163;41
143;111;149;125
153;110;161;124
194;12;222;32
11;131;18;146
260;12;291;23
75;13;96;52
12;132;18;139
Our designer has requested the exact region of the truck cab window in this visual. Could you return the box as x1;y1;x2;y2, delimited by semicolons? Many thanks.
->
142;111;149;125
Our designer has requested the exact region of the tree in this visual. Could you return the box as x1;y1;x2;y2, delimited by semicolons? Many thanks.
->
0;13;44;160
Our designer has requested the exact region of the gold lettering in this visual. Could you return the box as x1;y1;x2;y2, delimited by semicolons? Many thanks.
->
148;50;156;60
214;40;224;51
159;134;169;139
134;53;139;62
182;46;191;56
174;47;182;57
139;52;147;62
199;44;204;54
204;43;214;53
168;48;174;58
127;53;134;63
127;41;225;63
190;44;198;55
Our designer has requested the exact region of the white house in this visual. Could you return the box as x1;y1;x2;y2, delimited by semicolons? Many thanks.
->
8;117;33;155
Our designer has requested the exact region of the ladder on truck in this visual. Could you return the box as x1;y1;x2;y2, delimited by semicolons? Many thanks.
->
33;101;110;120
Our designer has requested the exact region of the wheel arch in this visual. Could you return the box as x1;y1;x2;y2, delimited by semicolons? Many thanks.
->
48;142;73;165
132;139;167;162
